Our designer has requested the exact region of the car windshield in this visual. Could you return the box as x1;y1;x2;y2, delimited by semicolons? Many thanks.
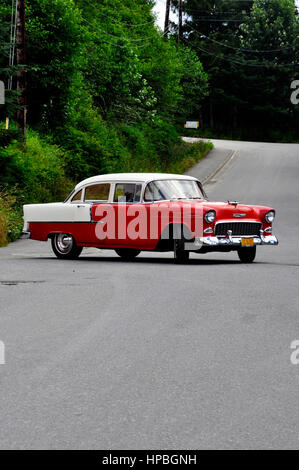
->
144;179;206;202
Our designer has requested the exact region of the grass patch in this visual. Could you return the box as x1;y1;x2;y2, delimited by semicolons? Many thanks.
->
166;140;213;174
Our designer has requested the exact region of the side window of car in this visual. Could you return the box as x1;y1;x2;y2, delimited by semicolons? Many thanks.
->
144;183;154;202
114;184;142;203
84;184;110;202
144;182;163;202
71;190;82;202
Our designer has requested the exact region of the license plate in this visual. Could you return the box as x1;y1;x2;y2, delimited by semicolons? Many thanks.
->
242;238;254;247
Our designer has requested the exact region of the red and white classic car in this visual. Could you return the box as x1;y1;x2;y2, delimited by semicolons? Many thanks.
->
21;173;278;263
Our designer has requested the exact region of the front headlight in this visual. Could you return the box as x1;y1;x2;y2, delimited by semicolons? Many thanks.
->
205;210;216;224
265;210;275;223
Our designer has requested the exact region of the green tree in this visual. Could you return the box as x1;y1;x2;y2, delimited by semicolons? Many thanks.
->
26;0;84;128
172;0;298;138
238;0;299;134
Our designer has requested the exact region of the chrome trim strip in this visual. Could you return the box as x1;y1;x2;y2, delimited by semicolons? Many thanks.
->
199;234;278;247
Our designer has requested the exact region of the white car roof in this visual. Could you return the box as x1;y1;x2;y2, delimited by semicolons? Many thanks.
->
75;173;198;190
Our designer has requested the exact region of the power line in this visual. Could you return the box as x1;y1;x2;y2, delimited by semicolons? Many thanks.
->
182;10;251;14
97;38;150;49
182;18;246;22
98;28;155;42
181;37;298;68
81;18;167;49
82;18;155;43
184;23;299;53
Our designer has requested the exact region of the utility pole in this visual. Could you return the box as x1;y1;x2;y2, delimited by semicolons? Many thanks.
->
164;0;171;35
16;0;26;140
178;0;183;41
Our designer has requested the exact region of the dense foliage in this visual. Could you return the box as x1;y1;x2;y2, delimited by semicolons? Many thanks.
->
4;0;208;175
174;0;299;141
0;0;212;245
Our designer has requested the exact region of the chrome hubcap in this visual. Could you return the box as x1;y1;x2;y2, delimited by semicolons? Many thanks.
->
56;233;73;254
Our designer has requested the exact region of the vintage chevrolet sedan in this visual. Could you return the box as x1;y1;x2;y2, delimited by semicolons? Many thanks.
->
21;173;278;263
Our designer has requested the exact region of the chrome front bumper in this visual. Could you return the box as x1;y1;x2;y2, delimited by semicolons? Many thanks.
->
195;230;278;248
20;231;31;239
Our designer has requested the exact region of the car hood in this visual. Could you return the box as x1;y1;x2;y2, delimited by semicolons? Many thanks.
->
201;201;261;220
157;200;273;221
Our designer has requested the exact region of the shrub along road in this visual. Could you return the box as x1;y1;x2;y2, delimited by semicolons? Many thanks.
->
0;140;298;449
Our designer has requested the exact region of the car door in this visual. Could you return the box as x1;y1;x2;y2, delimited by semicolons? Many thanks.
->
73;183;111;244
107;182;149;249
70;189;91;222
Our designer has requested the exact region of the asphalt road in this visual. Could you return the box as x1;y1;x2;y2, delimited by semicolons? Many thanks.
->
0;139;299;450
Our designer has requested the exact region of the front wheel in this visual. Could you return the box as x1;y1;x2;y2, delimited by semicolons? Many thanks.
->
237;246;256;263
115;248;141;260
51;233;83;259
174;238;190;264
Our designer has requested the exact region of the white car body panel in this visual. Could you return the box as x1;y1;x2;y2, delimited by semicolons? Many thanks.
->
23;202;91;229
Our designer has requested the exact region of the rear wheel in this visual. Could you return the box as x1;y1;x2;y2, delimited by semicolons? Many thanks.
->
115;248;141;260
237;246;256;263
51;233;82;259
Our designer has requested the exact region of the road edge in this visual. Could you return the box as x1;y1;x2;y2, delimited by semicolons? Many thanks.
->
202;149;237;185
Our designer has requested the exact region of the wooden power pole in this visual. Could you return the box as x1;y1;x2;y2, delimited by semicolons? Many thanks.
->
16;0;26;140
164;0;171;35
178;0;183;41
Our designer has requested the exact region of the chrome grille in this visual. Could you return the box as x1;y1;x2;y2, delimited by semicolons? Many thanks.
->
215;222;261;236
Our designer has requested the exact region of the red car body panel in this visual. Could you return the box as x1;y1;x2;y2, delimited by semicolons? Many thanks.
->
28;200;274;249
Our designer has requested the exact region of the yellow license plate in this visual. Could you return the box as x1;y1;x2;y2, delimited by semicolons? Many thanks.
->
242;238;254;247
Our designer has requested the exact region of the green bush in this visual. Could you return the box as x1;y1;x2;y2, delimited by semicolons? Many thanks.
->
0;129;74;245
0;189;23;246
0;129;22;147
0;129;73;203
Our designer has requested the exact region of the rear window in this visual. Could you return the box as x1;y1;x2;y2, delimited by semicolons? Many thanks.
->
71;190;82;202
84;184;110;202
